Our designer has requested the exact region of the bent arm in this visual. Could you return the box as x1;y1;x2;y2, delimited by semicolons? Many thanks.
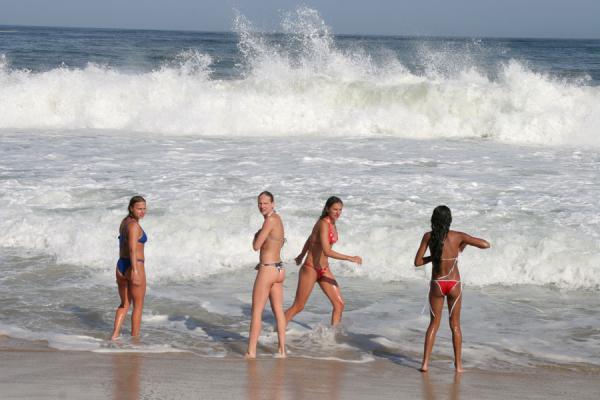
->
252;218;274;251
297;237;310;258
414;232;432;267
319;220;356;261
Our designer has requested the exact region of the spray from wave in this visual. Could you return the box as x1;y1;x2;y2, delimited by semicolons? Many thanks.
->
0;7;599;144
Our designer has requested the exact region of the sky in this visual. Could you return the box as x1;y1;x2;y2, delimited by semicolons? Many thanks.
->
0;0;599;39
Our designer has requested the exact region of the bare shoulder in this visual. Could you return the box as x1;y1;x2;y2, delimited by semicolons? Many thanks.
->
265;214;281;226
127;219;141;232
267;213;284;229
453;230;490;249
448;230;464;239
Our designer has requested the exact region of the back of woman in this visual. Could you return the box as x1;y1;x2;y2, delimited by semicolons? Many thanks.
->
414;205;490;372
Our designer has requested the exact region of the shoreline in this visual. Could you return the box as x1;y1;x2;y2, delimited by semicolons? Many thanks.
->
1;336;598;400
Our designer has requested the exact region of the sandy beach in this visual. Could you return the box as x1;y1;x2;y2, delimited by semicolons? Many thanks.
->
1;336;598;400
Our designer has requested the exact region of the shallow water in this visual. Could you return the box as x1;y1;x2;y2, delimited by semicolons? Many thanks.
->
1;132;599;371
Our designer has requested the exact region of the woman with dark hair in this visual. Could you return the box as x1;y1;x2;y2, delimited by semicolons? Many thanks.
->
414;205;490;372
111;196;148;340
246;191;286;358
284;196;362;326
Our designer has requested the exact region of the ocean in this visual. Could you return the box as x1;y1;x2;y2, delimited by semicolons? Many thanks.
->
1;7;599;371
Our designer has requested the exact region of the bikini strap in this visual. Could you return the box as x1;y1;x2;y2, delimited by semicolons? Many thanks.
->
436;257;458;280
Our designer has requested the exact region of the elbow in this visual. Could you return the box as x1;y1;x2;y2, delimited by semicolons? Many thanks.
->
483;241;491;249
252;244;260;252
414;260;422;267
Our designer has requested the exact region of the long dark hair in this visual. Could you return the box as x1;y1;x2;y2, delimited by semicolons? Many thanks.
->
429;205;452;264
320;196;343;219
126;195;146;219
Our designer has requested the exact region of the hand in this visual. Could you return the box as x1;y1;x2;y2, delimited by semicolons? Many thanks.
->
131;269;142;286
295;254;304;265
348;256;362;265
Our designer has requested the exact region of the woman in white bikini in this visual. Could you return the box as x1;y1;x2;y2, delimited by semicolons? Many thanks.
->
414;205;490;372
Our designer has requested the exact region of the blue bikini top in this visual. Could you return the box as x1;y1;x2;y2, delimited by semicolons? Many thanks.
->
118;229;148;244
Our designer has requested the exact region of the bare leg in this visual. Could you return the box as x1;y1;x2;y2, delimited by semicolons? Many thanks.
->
420;282;445;372
111;269;131;340
269;274;286;356
317;270;345;325
246;268;276;358
128;264;147;338
284;265;317;326
447;284;463;372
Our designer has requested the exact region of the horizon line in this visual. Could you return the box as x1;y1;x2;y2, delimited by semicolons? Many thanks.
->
0;22;598;42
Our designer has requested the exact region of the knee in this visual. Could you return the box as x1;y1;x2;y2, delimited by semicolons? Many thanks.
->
333;298;345;313
429;317;441;329
118;301;130;310
293;302;305;313
449;321;461;334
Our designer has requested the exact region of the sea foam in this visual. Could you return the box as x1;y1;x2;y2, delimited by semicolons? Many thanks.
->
1;8;599;146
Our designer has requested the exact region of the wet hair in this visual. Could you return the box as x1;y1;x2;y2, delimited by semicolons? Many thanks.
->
320;196;343;219
127;195;146;218
429;205;452;264
258;191;274;202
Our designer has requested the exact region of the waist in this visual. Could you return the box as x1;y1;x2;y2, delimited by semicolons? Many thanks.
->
118;257;145;263
431;272;460;281
256;261;284;271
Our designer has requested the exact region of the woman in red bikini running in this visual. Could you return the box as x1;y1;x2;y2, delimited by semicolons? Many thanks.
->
414;205;490;372
284;196;362;326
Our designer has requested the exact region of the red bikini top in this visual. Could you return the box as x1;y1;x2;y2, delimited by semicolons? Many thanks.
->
326;218;338;244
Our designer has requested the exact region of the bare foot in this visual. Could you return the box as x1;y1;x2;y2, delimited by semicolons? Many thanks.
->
110;334;120;341
454;363;464;373
419;365;429;372
245;352;256;359
275;349;287;358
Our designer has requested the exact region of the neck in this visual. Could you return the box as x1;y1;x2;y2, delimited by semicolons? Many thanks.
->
264;210;275;219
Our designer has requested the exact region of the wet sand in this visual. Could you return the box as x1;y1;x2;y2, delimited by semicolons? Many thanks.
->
0;337;598;400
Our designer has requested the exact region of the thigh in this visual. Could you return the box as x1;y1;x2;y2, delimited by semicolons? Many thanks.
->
253;268;277;308
128;265;147;305
269;281;284;312
293;265;318;303
317;269;343;305
115;269;130;302
429;282;445;319
447;283;463;320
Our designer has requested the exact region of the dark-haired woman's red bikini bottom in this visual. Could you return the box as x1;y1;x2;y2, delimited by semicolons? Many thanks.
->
429;279;462;318
433;279;460;295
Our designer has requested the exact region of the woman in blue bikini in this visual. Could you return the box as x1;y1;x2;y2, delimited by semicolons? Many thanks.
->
414;205;490;372
111;196;148;340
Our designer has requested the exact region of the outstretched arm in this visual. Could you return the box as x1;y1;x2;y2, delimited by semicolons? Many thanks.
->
459;232;490;251
414;232;432;267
